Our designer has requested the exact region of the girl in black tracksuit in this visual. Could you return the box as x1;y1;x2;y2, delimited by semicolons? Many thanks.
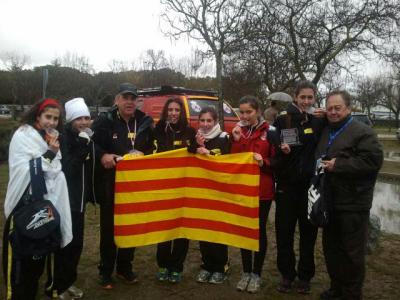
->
153;98;196;283
188;107;231;284
46;98;95;299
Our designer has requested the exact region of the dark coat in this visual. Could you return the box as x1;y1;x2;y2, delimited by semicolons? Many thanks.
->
315;117;383;211
92;106;154;157
153;121;196;153
60;124;95;212
91;107;154;205
272;102;325;184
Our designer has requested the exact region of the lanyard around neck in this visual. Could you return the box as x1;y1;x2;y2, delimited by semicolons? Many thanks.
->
325;116;353;153
126;119;137;150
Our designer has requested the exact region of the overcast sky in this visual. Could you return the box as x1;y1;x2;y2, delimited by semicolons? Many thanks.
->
0;0;389;77
0;0;201;71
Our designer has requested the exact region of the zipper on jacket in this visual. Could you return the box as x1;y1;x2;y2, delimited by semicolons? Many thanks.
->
80;164;85;212
91;142;97;213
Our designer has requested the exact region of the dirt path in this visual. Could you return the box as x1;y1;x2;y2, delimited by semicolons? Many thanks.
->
0;164;399;299
64;204;400;300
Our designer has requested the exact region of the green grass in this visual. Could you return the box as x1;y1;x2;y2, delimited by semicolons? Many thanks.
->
0;162;8;187
379;139;400;151
373;125;398;134
0;118;17;130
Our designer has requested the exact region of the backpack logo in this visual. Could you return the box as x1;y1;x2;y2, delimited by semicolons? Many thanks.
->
26;207;55;230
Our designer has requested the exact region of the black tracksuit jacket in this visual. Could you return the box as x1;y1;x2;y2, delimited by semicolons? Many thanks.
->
188;131;231;156
153;121;196;153
92;107;154;205
60;124;95;212
272;102;325;184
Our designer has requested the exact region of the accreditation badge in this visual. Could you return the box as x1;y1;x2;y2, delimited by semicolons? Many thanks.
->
174;140;183;146
304;128;313;134
210;148;221;156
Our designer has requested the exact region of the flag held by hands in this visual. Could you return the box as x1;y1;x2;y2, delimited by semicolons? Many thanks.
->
114;148;260;251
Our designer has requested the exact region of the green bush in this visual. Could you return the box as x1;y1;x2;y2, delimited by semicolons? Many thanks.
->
0;119;17;162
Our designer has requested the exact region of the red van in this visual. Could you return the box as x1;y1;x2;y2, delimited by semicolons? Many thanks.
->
137;86;239;132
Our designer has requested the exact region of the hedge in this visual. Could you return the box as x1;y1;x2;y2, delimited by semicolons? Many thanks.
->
0;119;17;162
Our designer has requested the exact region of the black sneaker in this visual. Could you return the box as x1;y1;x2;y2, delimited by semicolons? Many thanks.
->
296;280;311;294
98;274;113;290
320;288;342;299
277;278;292;293
116;271;138;284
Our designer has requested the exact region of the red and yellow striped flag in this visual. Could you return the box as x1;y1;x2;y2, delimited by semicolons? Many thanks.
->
114;148;260;251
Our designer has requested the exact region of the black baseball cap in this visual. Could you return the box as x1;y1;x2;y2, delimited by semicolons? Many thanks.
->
118;83;138;97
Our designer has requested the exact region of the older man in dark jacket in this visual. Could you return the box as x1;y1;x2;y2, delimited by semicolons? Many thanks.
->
315;90;383;300
92;83;154;289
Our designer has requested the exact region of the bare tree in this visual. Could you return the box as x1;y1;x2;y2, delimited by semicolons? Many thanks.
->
50;57;62;67
108;59;129;73
0;51;32;118
378;72;400;127
168;49;213;78
142;49;169;71
160;0;250;128
238;0;400;91
0;51;31;71
57;51;94;74
355;76;382;118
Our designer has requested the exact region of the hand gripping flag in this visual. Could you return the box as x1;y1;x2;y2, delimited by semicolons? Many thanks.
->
114;148;260;251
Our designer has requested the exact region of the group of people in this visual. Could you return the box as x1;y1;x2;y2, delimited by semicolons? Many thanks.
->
2;80;383;300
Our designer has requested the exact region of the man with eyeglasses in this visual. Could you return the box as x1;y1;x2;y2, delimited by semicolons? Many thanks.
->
92;83;154;289
316;90;382;300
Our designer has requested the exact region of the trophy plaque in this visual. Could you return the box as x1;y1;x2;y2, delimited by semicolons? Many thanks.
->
280;128;301;146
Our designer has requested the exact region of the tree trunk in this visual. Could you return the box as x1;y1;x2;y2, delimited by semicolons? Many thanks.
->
216;54;224;131
11;79;18;120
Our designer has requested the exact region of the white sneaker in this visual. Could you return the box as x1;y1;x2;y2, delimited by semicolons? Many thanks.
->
236;272;251;291
246;273;261;293
57;291;73;300
196;269;212;283
67;285;84;299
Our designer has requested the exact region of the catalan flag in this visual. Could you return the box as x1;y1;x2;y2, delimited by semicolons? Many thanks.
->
114;148;260;251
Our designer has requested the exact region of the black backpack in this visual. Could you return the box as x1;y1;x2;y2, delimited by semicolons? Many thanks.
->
307;166;330;227
9;158;61;258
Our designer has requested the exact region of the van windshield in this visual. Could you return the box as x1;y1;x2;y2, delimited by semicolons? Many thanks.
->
187;99;236;117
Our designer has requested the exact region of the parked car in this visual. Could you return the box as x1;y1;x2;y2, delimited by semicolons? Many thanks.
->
137;86;239;132
0;105;11;118
351;112;373;127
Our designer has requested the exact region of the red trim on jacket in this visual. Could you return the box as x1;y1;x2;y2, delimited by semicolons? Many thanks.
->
231;121;275;200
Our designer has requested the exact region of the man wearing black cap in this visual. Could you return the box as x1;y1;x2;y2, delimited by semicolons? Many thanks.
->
92;83;154;289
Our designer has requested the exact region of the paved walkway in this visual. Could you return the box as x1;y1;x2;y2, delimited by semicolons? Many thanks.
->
378;134;397;140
